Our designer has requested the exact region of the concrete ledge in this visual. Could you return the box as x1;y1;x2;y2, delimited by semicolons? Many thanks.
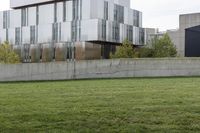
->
1;58;200;81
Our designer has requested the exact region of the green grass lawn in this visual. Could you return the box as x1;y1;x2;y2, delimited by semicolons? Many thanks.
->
0;77;200;133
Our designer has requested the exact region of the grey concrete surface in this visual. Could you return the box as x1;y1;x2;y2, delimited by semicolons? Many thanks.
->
0;58;200;82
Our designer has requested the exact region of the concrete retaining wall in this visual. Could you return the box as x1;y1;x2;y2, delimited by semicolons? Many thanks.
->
1;58;200;81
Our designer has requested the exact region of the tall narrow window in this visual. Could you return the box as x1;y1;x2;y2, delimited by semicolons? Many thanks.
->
112;22;119;41
15;27;21;45
127;25;133;42
133;11;139;27
139;28;144;44
52;23;58;42
72;1;75;20
114;4;124;23
21;8;27;26
30;26;35;44
79;0;82;19
114;5;117;22
3;11;8;29
104;1;108;20
119;5;124;23
63;1;66;21
77;21;81;41
71;21;77;41
59;23;61;41
73;0;79;20
102;20;106;40
115;24;119;41
3;11;6;29
54;3;57;23
36;6;39;25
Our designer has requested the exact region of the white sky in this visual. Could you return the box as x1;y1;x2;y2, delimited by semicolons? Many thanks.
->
1;0;200;31
131;0;200;31
0;1;10;11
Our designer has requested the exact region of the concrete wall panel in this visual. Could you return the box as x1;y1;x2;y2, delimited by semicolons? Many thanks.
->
1;58;200;81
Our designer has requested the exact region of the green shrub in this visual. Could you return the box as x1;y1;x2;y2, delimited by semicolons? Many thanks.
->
0;42;20;64
139;33;177;58
110;39;138;58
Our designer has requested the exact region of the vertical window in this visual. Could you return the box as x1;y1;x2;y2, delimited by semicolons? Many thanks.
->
15;27;21;45
71;21;77;41
79;0;82;20
72;1;76;20
54;3;57;23
114;4;124;23
72;0;82;20
78;21;81;41
104;1;108;20
137;12;139;27
3;12;6;29
3;11;9;41
102;20;106;40
112;22;119;41
63;1;66;21
115;24;119;41
59;23;61;41
119;6;124;23
3;11;8;29
127;25;133;42
133;11;139;27
72;0;82;41
21;8;27;26
73;0;78;20
139;28;144;44
36;6;39;25
30;26;35;44
114;5;117;22
52;23;58;42
3;11;6;29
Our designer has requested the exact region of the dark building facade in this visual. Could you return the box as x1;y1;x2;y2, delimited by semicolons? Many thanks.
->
185;25;200;57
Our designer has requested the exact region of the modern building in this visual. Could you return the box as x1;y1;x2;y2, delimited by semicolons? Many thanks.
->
166;13;200;57
0;0;144;62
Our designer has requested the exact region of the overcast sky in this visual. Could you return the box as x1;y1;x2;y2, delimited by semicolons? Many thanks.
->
131;0;200;31
0;0;200;31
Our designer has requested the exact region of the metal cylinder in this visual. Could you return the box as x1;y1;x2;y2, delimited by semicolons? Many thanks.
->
42;43;53;62
30;44;41;63
55;43;66;61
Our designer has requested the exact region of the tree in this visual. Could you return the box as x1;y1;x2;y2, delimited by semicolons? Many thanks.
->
110;39;137;58
0;41;20;64
152;33;177;57
139;33;177;58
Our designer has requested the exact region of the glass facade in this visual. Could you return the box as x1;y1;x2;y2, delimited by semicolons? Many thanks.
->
0;0;144;61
